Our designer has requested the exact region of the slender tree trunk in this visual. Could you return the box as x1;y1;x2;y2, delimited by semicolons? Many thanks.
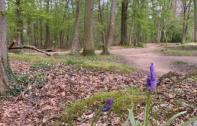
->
101;0;116;55
26;19;31;45
182;0;192;43
16;0;23;46
171;0;177;14
71;0;80;54
45;21;50;48
0;0;10;94
59;31;64;48
44;0;50;48
120;0;128;46
194;0;197;42
157;23;162;43
33;23;38;46
39;19;43;48
98;0;106;46
82;0;95;55
38;0;43;48
182;2;187;43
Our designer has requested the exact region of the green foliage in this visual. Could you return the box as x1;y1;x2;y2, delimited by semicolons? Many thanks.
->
32;73;45;88
126;92;196;126
163;111;187;126
123;42;145;48
125;109;142;126
7;71;45;96
62;88;144;125
162;49;196;56
161;44;197;56
174;61;188;65
6;0;195;49
31;63;52;69
167;22;182;43
10;53;134;73
5;74;29;96
15;75;29;86
126;93;151;126
7;85;23;96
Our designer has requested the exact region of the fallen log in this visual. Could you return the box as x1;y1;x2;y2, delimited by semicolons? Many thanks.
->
9;45;51;56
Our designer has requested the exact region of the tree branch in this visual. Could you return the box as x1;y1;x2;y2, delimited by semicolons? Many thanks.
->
9;45;51;56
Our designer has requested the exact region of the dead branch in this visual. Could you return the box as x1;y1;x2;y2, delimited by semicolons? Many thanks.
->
9;45;51;56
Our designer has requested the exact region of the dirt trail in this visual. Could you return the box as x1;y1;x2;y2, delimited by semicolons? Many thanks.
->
111;44;197;75
25;44;197;75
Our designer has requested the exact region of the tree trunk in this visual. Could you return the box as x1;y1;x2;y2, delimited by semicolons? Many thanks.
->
44;0;50;48
120;0;128;46
16;0;23;46
59;31;64;48
181;0;192;43
82;0;95;56
98;0;106;46
0;0;10;94
157;24;162;43
38;0;43;48
171;0;177;14
39;19;43;48
194;0;197;42
71;0;80;54
101;0;116;55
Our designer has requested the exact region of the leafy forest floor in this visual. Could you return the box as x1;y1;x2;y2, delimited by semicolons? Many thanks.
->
0;43;196;126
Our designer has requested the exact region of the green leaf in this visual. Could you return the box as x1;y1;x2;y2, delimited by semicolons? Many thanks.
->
163;111;187;126
143;93;151;126
136;120;142;126
128;109;136;126
180;116;197;126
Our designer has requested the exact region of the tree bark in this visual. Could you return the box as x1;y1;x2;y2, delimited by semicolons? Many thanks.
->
194;0;197;42
157;24;162;43
0;0;10;94
171;0;177;14
101;0;116;55
44;0;50;48
82;0;95;56
16;0;23;46
181;0;192;43
120;0;128;46
71;0;80;54
98;0;106;46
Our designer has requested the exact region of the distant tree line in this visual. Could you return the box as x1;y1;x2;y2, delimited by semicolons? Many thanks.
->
5;0;197;51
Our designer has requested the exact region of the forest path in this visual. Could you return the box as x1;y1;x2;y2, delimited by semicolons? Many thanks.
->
110;44;197;75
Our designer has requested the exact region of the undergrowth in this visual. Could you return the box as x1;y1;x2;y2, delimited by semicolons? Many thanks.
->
161;44;197;56
174;61;188;65
7;72;45;96
9;53;134;73
61;88;144;125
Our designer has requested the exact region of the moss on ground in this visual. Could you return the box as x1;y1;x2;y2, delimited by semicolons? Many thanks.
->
61;88;144;125
9;53;134;73
174;61;188;65
162;49;197;56
161;44;197;56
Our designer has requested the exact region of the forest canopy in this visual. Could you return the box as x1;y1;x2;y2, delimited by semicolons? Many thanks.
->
5;0;197;51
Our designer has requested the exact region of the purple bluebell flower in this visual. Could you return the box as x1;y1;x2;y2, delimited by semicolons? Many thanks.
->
147;63;158;92
102;98;113;112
